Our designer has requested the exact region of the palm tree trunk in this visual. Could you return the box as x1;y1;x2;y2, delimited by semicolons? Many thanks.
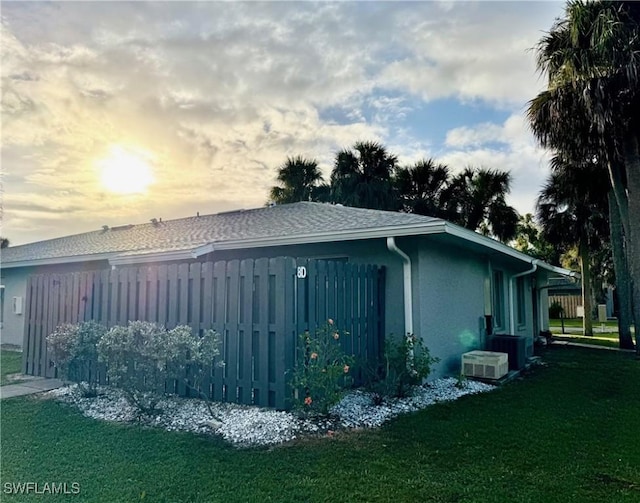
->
606;156;630;239
579;238;594;337
623;134;640;354
608;190;634;349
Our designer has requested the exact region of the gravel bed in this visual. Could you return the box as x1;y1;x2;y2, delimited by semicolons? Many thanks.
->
45;378;494;447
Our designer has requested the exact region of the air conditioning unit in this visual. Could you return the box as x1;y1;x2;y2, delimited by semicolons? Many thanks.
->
462;351;508;380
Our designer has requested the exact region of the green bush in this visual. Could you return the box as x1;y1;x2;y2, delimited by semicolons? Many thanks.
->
47;321;107;396
549;301;565;319
290;320;354;415
372;334;439;399
97;321;222;416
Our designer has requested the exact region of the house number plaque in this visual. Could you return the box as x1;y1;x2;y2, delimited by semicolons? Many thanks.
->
296;266;307;279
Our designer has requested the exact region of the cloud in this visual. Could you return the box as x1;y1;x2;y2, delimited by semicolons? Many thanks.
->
440;114;551;216
1;1;563;245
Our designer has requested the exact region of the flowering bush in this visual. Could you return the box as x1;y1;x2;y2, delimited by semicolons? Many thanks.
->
47;321;107;396
97;321;222;416
372;334;439;399
290;319;354;415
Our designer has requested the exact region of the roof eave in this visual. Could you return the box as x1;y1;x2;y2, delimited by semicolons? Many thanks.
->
1;253;117;270
442;222;577;278
108;249;195;266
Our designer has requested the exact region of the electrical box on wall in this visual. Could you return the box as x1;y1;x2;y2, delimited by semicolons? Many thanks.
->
12;296;23;315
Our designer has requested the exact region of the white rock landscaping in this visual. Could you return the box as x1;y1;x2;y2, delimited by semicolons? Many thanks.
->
45;378;494;448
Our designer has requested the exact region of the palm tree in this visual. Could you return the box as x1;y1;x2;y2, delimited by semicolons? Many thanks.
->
536;154;610;337
330;141;398;211
269;156;329;204
528;0;640;350
441;167;519;242
393;159;450;217
513;214;560;266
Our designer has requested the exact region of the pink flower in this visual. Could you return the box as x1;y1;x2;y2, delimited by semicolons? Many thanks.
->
343;365;350;373
328;318;334;325
304;396;313;406
310;352;318;360
333;332;340;340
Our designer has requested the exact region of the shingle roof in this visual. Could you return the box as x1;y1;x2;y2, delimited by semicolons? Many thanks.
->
1;202;440;266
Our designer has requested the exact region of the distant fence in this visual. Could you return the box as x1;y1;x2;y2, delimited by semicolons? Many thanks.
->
22;257;385;409
549;295;581;318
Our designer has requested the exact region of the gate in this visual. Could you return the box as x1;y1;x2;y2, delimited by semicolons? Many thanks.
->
22;257;385;409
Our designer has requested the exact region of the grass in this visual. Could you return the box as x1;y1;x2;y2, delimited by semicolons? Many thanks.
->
1;346;639;502
549;318;619;330
548;318;629;349
1;350;23;386
552;334;623;349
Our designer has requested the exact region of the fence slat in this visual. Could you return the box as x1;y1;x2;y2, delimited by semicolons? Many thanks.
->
254;257;270;407
22;275;36;374
211;261;226;402
239;259;254;404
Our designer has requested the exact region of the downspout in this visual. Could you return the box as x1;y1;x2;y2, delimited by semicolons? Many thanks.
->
386;237;413;335
509;260;538;334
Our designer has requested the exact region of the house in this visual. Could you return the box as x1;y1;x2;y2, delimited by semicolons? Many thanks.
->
547;277;615;319
0;202;574;379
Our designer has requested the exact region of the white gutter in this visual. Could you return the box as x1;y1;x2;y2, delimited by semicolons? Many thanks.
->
509;260;538;334
386;237;413;335
0;253;119;269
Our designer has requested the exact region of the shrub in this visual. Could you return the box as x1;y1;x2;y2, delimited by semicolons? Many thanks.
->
290;319;354;415
549;301;565;319
47;321;107;396
372;334;439;399
97;321;222;416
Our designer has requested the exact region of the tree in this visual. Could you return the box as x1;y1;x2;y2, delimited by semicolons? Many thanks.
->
393;159;450;217
269;156;329;204
536;154;610;337
441;167;519;242
512;214;560;266
528;0;640;351
0;237;9;248
330;141;398;211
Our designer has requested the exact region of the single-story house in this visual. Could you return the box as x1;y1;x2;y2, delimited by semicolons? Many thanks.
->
0;202;574;378
548;277;615;319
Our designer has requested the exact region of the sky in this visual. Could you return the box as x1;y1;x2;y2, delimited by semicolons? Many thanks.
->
0;0;566;246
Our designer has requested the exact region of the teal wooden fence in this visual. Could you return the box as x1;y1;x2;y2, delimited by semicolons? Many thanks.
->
22;257;385;409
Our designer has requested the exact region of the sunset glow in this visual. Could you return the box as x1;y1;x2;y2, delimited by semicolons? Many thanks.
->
98;146;155;195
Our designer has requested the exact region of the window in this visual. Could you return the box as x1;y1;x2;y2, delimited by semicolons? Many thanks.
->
516;276;526;326
492;271;504;329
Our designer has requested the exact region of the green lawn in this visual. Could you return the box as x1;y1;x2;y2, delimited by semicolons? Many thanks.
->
549;318;619;330
553;334;622;349
1;346;639;502
1;350;23;386
549;318;626;349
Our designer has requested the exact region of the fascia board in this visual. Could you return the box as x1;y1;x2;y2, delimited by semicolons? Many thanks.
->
108;249;194;266
1;253;116;269
442;222;576;278
208;222;448;251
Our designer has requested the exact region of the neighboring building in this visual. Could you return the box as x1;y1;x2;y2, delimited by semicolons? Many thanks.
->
548;277;615;319
0;202;575;377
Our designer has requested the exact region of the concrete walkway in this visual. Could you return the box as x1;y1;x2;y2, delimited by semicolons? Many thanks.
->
0;377;65;400
551;340;636;353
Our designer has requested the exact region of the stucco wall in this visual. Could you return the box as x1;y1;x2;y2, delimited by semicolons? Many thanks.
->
1;268;28;347
414;240;488;378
